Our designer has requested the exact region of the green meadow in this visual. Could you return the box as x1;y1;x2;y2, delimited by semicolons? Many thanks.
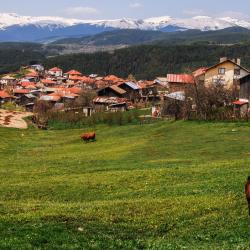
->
0;121;250;249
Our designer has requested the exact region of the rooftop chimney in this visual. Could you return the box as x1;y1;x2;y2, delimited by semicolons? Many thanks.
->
220;57;227;63
237;58;241;66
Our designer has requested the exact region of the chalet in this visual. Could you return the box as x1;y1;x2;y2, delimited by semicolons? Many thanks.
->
97;85;126;98
48;67;63;77
166;74;194;92
202;58;249;89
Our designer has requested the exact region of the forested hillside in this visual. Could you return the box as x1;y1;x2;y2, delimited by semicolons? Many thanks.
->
45;44;250;79
0;43;45;74
53;27;250;47
1;41;250;79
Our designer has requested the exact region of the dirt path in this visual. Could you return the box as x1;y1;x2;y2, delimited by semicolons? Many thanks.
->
0;109;33;129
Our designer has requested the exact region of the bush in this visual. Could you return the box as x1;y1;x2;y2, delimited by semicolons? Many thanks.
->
1;102;25;111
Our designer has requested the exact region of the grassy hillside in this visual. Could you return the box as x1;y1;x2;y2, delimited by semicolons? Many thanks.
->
0;121;250;249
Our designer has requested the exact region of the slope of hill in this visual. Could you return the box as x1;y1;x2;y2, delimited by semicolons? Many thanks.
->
44;43;250;79
0;121;249;248
52;27;250;47
53;29;166;46
0;42;46;74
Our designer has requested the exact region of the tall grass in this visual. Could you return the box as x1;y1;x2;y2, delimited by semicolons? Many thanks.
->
48;109;150;129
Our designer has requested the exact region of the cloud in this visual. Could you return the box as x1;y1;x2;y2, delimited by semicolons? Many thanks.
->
219;11;249;20
183;9;205;16
129;3;143;9
65;6;99;15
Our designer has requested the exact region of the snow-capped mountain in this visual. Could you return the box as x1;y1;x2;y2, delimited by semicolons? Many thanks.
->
0;13;250;42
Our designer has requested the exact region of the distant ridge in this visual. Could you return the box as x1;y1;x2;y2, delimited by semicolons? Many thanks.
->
0;13;250;42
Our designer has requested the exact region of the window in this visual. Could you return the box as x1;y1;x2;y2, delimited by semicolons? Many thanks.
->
213;77;225;85
234;68;240;76
218;68;226;75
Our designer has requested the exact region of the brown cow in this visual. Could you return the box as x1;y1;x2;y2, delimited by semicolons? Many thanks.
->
81;132;96;142
245;176;250;215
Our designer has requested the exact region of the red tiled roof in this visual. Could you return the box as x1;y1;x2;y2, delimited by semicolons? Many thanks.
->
193;67;208;78
0;90;12;98
67;87;82;94
104;75;124;83
81;76;95;84
65;70;82;75
41;79;57;85
233;99;249;105
20;81;34;87
109;85;126;95
26;72;39;77
167;74;194;84
69;75;83;81
40;95;61;102
13;89;30;94
25;85;37;90
49;67;62;72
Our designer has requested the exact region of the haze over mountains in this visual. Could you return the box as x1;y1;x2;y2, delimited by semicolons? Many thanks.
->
1;13;250;42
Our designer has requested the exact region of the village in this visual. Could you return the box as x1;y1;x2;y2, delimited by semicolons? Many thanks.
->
0;57;250;128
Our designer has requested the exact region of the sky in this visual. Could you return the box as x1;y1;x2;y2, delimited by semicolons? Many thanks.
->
0;0;250;20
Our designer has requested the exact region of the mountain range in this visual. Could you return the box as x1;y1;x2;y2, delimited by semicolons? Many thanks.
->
1;13;250;42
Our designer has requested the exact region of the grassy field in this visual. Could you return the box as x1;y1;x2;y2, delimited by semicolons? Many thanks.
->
0;121;250;249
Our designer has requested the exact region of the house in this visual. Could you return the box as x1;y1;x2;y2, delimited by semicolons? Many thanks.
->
31;64;44;72
233;74;250;113
13;88;30;98
97;85;127;98
41;79;57;87
40;94;62;103
25;71;40;82
0;75;16;88
93;96;128;112
16;94;36;111
154;77;169;90
138;81;159;101
48;67;63;77
239;74;250;101
65;70;82;79
117;82;141;102
103;75;124;84
202;58;249;89
166;74;194;92
192;67;207;84
0;90;15;105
